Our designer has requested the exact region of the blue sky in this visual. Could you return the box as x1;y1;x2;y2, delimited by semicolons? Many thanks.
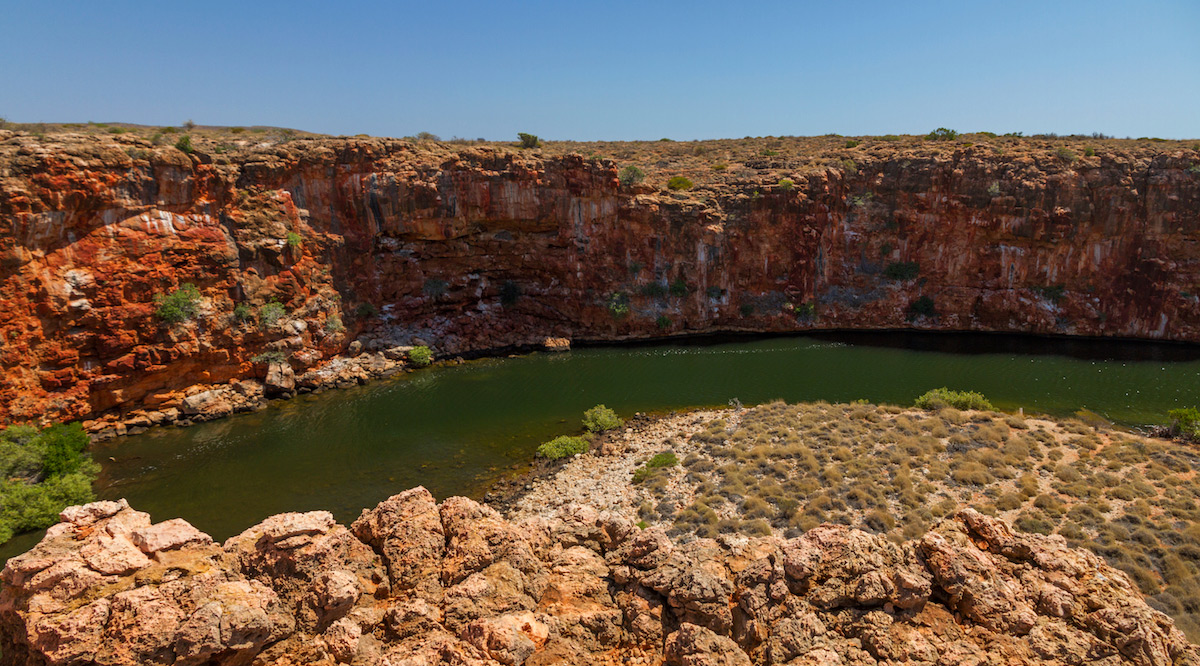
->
2;0;1197;140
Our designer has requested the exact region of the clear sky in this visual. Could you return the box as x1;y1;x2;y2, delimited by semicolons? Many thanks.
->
2;0;1197;140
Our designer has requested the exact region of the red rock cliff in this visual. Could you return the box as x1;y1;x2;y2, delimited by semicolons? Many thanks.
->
1;132;1198;428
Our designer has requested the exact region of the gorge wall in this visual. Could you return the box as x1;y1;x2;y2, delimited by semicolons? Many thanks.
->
1;132;1198;430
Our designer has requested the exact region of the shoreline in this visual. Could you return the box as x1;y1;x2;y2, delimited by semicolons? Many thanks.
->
79;326;1200;442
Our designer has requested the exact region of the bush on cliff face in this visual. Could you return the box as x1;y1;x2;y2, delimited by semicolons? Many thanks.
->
0;422;96;543
537;435;588;459
258;301;286;328
884;261;920;281
154;283;201;323
174;134;194;154
906;295;936;320
607;292;630;319
582;404;623;433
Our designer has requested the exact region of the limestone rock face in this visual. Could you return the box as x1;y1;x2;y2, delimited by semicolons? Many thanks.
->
1;135;1198;430
1;494;1196;666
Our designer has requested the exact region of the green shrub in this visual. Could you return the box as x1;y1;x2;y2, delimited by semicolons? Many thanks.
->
656;315;672;330
884;261;920;281
286;232;303;247
39;423;91;477
906;295;936;320
1170;408;1200;439
667;176;693;191
926;127;959;141
640;282;667;298
583;404;623;433
619;165;645;186
233;303;253;322
1084;146;1096;157
915;388;995;411
230;127;245;134
154;283;201;323
355;302;377;319
669;278;689;297
423;278;449;298
1056;146;1078;163
258;301;286;328
500;280;521;306
251;350;287;363
408;346;433;367
706;286;724;300
844;140;860;149
778;178;795;191
1036;285;1066;303
538;435;588;459
517;132;540;149
175;134;194;154
633;451;679;482
325;314;344;333
740;303;755;316
607;292;630;319
0;422;97;544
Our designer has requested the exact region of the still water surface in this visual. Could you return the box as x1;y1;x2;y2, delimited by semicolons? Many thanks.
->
15;332;1200;557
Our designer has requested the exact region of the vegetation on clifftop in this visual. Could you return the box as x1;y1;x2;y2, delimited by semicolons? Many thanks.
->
0;423;96;543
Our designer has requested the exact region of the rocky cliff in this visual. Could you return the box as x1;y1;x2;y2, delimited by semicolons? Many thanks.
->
2;131;1198;431
2;491;1194;665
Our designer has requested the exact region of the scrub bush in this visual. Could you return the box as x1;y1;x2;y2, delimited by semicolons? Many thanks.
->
408;346;433;367
258;301;286;327
915;388;994;411
582;405;623;433
537;435;588;459
667;176;693;191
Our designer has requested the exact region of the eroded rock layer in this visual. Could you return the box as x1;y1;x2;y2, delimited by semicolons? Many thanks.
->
2;490;1196;665
1;133;1198;429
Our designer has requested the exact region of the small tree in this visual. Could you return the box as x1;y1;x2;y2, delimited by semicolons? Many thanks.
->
183;119;196;131
175;135;194;154
619;165;646;186
517;132;540;149
926;127;959;141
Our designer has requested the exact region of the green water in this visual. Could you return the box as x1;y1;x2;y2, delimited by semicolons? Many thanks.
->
10;332;1200;557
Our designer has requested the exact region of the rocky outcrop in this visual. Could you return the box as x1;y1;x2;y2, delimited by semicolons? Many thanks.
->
1;132;1198;430
2;490;1196;665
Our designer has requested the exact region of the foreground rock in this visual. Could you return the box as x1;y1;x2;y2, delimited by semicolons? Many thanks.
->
2;491;1196;666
